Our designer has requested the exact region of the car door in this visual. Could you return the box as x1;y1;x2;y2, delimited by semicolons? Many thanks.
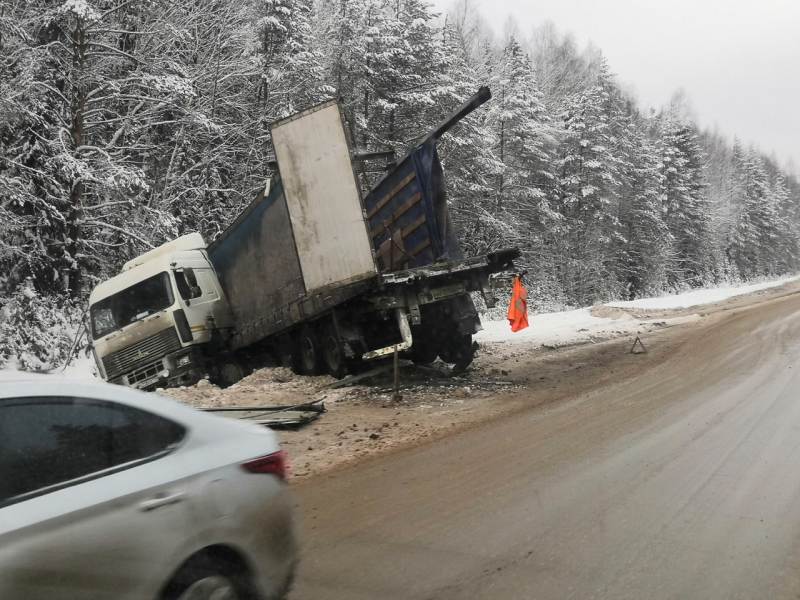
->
0;396;196;600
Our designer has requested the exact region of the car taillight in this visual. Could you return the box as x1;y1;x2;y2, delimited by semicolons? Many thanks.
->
241;450;288;481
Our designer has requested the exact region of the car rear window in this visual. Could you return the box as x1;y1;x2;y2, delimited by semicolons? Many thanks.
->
0;397;185;504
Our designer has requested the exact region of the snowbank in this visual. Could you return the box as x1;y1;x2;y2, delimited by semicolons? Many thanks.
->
476;307;644;346
606;274;800;310
0;355;96;382
477;273;800;346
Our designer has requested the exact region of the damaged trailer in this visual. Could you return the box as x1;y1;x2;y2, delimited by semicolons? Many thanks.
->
88;87;518;389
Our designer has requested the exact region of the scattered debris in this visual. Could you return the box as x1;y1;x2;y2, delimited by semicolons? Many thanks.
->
161;367;336;409
202;400;326;429
329;361;408;389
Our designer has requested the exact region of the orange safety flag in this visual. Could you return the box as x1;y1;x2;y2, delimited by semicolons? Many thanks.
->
507;276;529;332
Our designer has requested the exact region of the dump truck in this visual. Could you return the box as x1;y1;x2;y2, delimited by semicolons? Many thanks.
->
88;87;518;389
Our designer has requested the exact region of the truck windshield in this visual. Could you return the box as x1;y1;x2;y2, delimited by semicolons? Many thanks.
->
90;272;174;339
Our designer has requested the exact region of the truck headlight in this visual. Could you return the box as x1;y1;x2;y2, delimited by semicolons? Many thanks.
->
177;355;191;368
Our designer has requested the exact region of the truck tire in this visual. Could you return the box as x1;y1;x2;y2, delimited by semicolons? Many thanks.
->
410;339;439;366
441;333;475;373
321;325;347;379
218;361;245;387
276;335;300;371
299;327;323;375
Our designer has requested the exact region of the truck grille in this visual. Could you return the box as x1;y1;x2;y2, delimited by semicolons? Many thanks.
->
127;360;165;386
103;327;181;380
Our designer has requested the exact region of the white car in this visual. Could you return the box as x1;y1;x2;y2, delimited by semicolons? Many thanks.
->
0;380;297;600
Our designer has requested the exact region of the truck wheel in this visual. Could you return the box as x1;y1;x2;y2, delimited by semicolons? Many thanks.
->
218;361;245;387
321;326;347;379
410;339;438;366
442;334;475;373
299;327;322;375
276;335;300;371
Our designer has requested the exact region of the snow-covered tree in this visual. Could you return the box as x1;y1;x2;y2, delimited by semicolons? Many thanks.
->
616;110;671;297
1;0;178;297
729;150;781;277
655;111;711;287
553;60;625;303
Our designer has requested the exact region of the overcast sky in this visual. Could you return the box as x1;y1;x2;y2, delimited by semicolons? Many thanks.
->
431;0;800;171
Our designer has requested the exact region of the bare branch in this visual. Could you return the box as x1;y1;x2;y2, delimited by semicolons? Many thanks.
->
81;220;155;248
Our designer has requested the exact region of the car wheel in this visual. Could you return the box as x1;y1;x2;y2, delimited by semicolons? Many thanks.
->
163;554;256;600
176;574;239;600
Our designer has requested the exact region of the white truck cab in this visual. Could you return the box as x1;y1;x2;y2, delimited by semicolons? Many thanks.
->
88;233;233;389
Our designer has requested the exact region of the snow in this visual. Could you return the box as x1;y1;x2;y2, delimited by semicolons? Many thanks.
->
143;74;196;99
606;274;800;310
477;273;799;346
61;0;100;21
0;355;96;382
476;307;640;346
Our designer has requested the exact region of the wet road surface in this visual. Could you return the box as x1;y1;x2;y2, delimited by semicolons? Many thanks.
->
291;292;800;599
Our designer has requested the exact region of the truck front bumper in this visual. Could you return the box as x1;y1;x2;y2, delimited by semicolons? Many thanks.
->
114;348;204;390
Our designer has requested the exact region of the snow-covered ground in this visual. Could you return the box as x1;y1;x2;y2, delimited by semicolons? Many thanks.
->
0;355;96;382
476;273;799;346
606;273;800;310
476;307;650;346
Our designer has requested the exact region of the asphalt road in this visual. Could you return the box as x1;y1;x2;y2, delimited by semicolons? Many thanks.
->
291;292;800;599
